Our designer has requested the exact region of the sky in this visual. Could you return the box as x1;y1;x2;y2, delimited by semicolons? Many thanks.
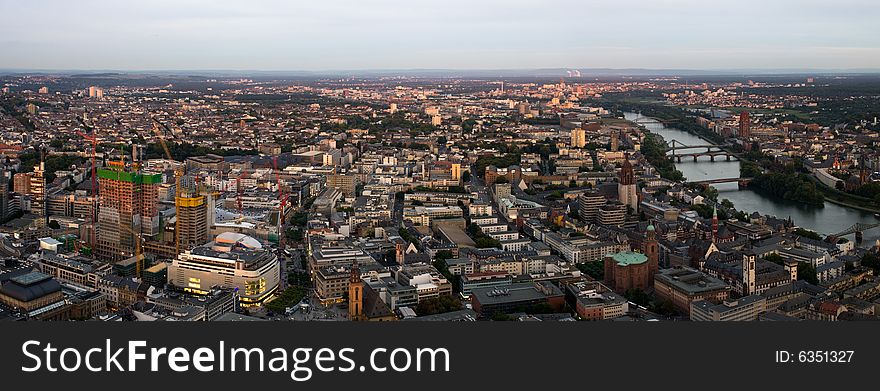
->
1;0;879;71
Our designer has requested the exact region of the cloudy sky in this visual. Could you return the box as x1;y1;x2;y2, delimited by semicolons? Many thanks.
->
1;0;878;71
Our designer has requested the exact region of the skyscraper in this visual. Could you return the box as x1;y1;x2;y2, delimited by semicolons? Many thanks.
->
176;193;208;250
0;168;8;221
30;159;47;225
617;153;638;212
739;112;750;139
95;166;162;262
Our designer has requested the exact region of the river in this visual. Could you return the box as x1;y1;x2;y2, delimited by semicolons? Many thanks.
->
624;112;880;246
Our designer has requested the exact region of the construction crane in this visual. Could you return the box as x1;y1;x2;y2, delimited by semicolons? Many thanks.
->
273;156;288;249
117;221;145;278
236;174;243;215
150;116;184;255
75;126;99;247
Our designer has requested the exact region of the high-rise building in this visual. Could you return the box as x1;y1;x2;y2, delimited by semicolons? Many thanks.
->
13;172;32;194
617;154;638;212
578;191;606;223
570;127;586;148
94;167;162;262
597;203;626;227
0;169;8;220
739;112;750;139
176;194;208;250
88;86;104;98
326;174;356;196
30;160;46;225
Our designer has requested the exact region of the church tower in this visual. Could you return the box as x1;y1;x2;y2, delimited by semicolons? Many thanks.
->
618;153;638;212
645;224;659;276
348;261;364;321
711;206;718;243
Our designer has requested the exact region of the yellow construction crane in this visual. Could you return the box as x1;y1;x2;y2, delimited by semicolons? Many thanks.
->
151;117;183;255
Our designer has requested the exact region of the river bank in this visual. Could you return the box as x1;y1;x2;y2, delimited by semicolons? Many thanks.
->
623;106;880;213
623;112;880;245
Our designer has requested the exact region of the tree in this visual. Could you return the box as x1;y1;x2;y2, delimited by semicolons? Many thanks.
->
265;286;306;315
764;253;784;265
494;176;509;184
491;311;515;321
793;228;823;241
475;237;501;249
461;170;471;183
416;295;463;316
435;250;454;261
576;261;605;280
624;288;650;307
721;199;734;209
797;262;819;284
48;220;61;229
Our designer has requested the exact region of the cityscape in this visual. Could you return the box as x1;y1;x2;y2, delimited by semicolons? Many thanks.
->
1;0;879;324
0;72;879;322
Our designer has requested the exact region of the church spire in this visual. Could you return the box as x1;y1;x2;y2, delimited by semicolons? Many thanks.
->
711;206;718;243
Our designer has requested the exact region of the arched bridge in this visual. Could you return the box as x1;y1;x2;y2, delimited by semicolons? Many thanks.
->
666;140;738;162
688;177;753;188
633;117;680;125
828;222;880;243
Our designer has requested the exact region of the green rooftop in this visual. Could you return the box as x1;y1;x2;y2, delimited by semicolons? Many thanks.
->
611;251;648;266
98;169;162;184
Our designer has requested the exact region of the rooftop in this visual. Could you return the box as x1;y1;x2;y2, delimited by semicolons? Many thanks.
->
609;251;648;266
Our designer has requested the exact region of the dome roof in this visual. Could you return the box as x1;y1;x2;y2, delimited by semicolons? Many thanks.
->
214;232;262;250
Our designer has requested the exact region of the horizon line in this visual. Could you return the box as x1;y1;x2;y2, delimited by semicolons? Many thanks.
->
3;66;880;77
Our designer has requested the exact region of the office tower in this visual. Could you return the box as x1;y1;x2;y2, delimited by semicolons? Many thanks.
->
597;203;626;227
326;174;356;196
431;115;442;126
389;103;397;114
617;153;638;212
0;169;7;220
30;159;46;225
176;193;208;250
451;163;461;181
94;166;162;262
570;127;586;148
739;112;750;139
578;190;606;223
13;172;32;194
